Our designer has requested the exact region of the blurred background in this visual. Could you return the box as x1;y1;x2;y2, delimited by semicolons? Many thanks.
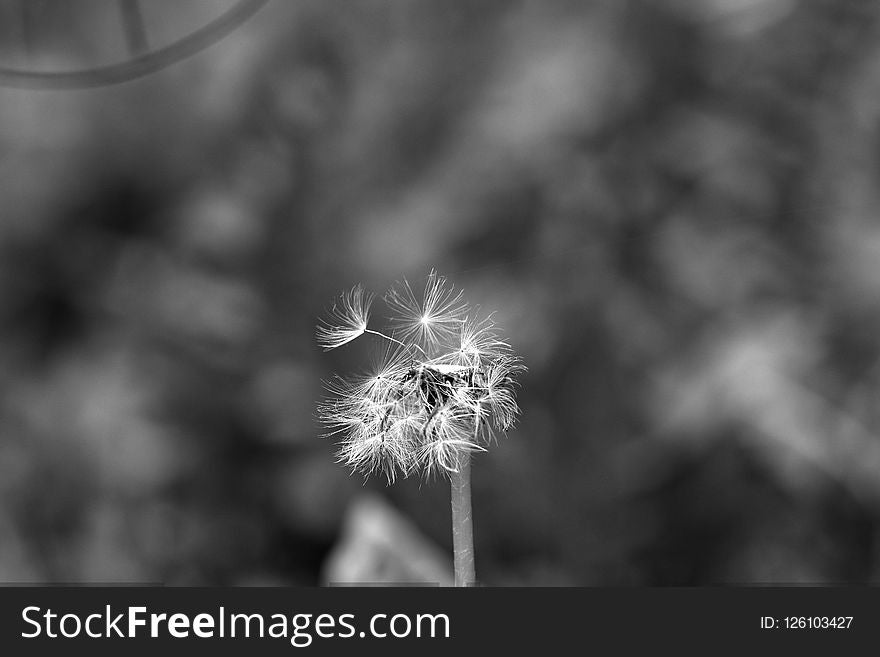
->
1;0;880;585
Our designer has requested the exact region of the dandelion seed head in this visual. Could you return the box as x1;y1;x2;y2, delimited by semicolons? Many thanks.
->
316;272;524;482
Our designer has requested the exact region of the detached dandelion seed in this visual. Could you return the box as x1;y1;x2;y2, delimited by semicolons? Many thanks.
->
316;284;373;350
316;272;525;586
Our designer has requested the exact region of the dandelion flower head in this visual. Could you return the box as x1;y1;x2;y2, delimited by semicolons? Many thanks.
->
316;271;524;483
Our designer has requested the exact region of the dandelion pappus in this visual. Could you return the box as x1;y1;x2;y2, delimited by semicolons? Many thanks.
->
317;270;524;482
401;362;477;406
394;362;485;438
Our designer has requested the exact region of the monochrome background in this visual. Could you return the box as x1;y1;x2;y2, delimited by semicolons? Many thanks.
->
1;0;878;585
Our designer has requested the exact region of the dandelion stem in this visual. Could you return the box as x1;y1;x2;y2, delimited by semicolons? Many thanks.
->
450;452;475;586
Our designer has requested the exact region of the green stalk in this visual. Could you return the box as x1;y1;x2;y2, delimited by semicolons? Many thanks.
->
450;452;475;587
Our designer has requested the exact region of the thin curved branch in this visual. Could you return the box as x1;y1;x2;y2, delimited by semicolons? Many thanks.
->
0;0;270;89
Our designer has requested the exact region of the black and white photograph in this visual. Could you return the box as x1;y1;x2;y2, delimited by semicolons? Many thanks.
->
1;2;880;644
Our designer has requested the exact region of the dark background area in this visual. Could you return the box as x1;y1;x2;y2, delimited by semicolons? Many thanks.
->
2;0;880;585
